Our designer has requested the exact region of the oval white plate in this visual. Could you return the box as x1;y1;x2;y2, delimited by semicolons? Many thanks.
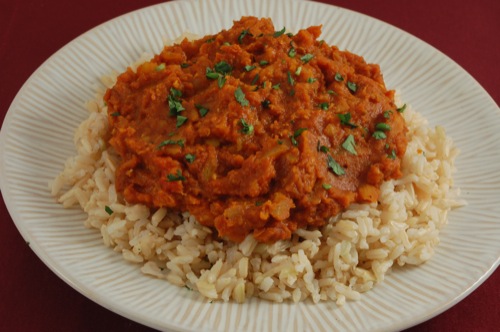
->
1;0;499;331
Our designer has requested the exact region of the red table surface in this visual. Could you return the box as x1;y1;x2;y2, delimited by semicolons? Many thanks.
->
1;0;499;331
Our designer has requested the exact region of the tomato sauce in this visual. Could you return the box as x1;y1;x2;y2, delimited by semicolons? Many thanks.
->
105;17;408;243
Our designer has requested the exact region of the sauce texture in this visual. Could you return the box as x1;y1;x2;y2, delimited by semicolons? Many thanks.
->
105;17;408;243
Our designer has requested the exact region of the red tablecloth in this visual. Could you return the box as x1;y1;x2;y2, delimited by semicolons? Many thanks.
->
1;1;498;331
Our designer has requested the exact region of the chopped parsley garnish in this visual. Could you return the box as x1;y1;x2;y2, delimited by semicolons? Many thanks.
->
300;54;314;63
235;87;249;106
322;183;332;190
195;104;209;117
206;67;219;79
287;71;295;86
155;63;166;71
217;75;226;88
214;61;232;75
205;37;215;43
176;115;188;128
288;47;296;58
347;81;358;93
273;27;286;37
104;205;113;215
319;102;329;110
388;149;397;160
397;104;407;113
290;128;307;146
307;77;317;83
383;110;393;119
259;60;269;66
327;90;337;95
244;65;256;72
295;66;302;75
240;118;254;135
180;63;190;68
375;123;391;131
251;74;260;85
111;112;121;117
341;134;357;155
327;155;345;176
206;61;232;88
158;139;185;149
261;99;271;109
185;154;196;163
272;83;281;90
372;131;387;140
337;113;358;128
238;29;251;43
167;170;186;182
168;88;185;116
334;73;344;82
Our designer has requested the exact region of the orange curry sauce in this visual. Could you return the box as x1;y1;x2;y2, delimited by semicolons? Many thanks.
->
105;17;408;243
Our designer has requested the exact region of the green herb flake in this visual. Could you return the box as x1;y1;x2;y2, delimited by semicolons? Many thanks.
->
290;128;307;146
327;155;345;176
235;87;249;107
320;145;329;153
334;73;344;82
307;77;317;83
261;100;271;109
273;27;286;37
206;67;219;80
375;123;391;131
337;113;358;128
185;154;196;164
168;88;185;116
383;110;393;119
259;60;269;66
388;149;397;160
240;118;254;135
176;115;188;128
341;134;357;155
155;63;166;71
397;104;407;113
300;54;314;63
217;75;226;88
180;63;190;68
347;81;358;93
104;205;114;215
111;112;121;117
372;131;387;140
288;47;296;58
222;42;231;46
214;61;232;75
286;32;294;37
327;90;336;95
287;71;295;86
322;183;332;190
205;37;215;43
295;66;302;75
251;74;260;85
272;83;281;90
238;29;251;44
244;65;256;72
158;139;185;149
195;104;209;117
319;102;329;110
167;169;186;182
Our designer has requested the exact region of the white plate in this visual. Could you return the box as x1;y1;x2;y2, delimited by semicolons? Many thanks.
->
1;0;499;331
